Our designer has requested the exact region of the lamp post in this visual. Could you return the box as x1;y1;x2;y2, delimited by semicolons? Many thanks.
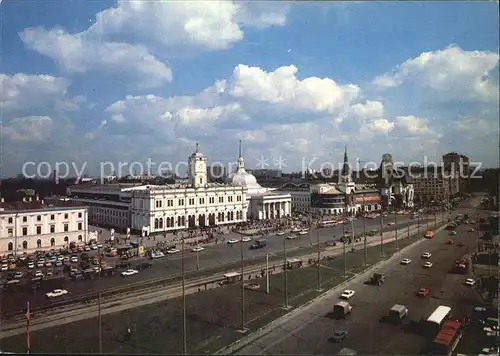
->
239;233;246;332
98;245;103;355
283;237;290;309
316;231;322;291
181;236;187;355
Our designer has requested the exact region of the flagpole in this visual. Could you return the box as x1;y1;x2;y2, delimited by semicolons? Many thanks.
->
26;301;31;354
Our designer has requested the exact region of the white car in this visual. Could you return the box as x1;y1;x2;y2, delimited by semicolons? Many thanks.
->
91;244;98;250
84;246;91;252
14;271;24;279
70;257;79;263
57;255;64;261
97;243;103;249
121;269;139;277
27;262;35;269
167;248;180;254
468;228;475;232
291;227;300;233
276;231;285;236
298;230;308;235
55;261;63;267
241;237;252;242
1;264;8;271
227;239;239;244
465;278;475;286
421;252;432;259
400;258;412;265
423;262;433;268
450;231;457;236
37;261;44;268
340;290;355;299
45;262;52;268
191;246;205;252
46;289;68;298
287;234;297;240
34;270;44;278
151;251;165;259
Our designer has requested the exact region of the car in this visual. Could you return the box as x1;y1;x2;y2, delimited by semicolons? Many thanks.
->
465;278;475;286
241;237;252;243
36;261;44;268
121;269;139;277
96;243;103;249
421;252;432;259
191;246;205;252
400;258;412;265
49;256;57;263
450;231;457;236
423;262;433;268
84;246;91;252
340;290;355;299
329;330;349;343
34;271;44;278
468;228;475;232
388;222;395;226
417;288;429;297
1;264;8;271
46;289;69;298
166;248;180;254
45;262;52;268
27;262;35;269
227;239;239;244
276;231;285;236
14;271;24;279
291;227;300;233
151;251;165;259
55;260;63;267
57;255;64;261
287;234;297;240
446;239;455;245
298;230;308;235
91;245;98;250
70;257;79;263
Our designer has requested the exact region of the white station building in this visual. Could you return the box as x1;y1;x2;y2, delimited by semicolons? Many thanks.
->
67;143;291;235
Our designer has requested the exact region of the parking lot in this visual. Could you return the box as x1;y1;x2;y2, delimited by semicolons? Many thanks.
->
230;212;491;355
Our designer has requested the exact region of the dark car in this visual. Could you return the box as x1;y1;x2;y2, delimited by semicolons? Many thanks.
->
329;330;349;343
136;262;153;270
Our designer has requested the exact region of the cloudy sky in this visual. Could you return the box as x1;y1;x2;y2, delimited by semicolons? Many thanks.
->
1;1;498;178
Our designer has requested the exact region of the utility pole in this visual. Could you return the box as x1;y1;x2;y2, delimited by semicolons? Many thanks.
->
343;238;347;277
363;213;367;266
266;253;270;294
380;214;384;257
407;217;410;239
98;246;103;355
283;238;290;309
316;231;322;291
394;203;399;252
181;236;187;355
240;234;246;332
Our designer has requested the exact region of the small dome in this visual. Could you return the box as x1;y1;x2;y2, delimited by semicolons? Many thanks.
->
231;169;259;188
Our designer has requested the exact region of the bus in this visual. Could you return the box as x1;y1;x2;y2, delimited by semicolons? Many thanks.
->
426;306;452;334
319;220;337;228
430;320;464;355
424;231;434;239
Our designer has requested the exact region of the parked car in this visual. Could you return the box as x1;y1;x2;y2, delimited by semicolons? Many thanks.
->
46;289;68;298
121;269;139;277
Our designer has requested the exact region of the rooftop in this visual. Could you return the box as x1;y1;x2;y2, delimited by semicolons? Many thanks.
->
0;198;87;213
70;183;145;193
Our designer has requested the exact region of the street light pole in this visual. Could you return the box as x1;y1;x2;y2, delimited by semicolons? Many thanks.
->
380;214;384;257
240;234;246;332
98;246;102;355
283;238;289;309
266;253;270;294
316;231;322;291
363;214;367;266
343;238;347;277
395;206;399;252
181;236;187;355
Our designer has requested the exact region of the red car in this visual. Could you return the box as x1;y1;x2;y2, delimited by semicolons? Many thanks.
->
418;288;429;297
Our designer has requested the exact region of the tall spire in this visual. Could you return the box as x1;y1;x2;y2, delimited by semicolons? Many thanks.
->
237;140;245;171
195;142;199;153
239;140;242;158
341;145;350;177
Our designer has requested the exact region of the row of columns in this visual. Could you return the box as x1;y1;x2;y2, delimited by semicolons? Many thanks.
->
261;201;291;220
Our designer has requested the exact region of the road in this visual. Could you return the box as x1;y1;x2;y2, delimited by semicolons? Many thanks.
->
222;207;484;355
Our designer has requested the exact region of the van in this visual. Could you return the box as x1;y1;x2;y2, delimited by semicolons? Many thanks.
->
389;304;408;322
333;301;352;318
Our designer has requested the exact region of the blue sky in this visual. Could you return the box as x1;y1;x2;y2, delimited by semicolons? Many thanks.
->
1;1;498;178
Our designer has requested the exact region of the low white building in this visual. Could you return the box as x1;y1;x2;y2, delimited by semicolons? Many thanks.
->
0;197;88;255
276;183;311;213
227;143;292;220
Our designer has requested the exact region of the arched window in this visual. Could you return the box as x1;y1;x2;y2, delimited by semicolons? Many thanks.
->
177;216;182;227
230;211;234;221
78;235;83;241
154;218;159;229
64;236;69;243
7;242;13;251
22;241;28;249
37;239;42;248
158;218;163;229
50;238;55;246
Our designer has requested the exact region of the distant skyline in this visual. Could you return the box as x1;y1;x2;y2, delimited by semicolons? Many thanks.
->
1;1;498;178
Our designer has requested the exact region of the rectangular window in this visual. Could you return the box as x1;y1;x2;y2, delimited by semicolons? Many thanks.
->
228;196;233;203
51;214;55;220
237;195;242;202
64;224;69;232
199;198;204;205
189;198;195;205
23;216;27;223
50;225;55;233
78;222;82;230
209;197;215;204
64;213;69;219
36;226;42;235
219;196;224;203
78;212;82;218
8;217;13;224
178;199;184;206
167;200;173;207
156;200;162;208
22;227;28;236
7;228;13;237
37;215;41;221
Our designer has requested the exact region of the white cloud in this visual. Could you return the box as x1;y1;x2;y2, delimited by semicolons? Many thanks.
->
373;45;499;102
395;115;430;134
20;27;172;89
2;116;53;142
19;1;289;88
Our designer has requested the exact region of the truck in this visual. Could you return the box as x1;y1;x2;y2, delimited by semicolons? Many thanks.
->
250;239;267;249
369;273;385;286
389;304;408;323
333;301;352;318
